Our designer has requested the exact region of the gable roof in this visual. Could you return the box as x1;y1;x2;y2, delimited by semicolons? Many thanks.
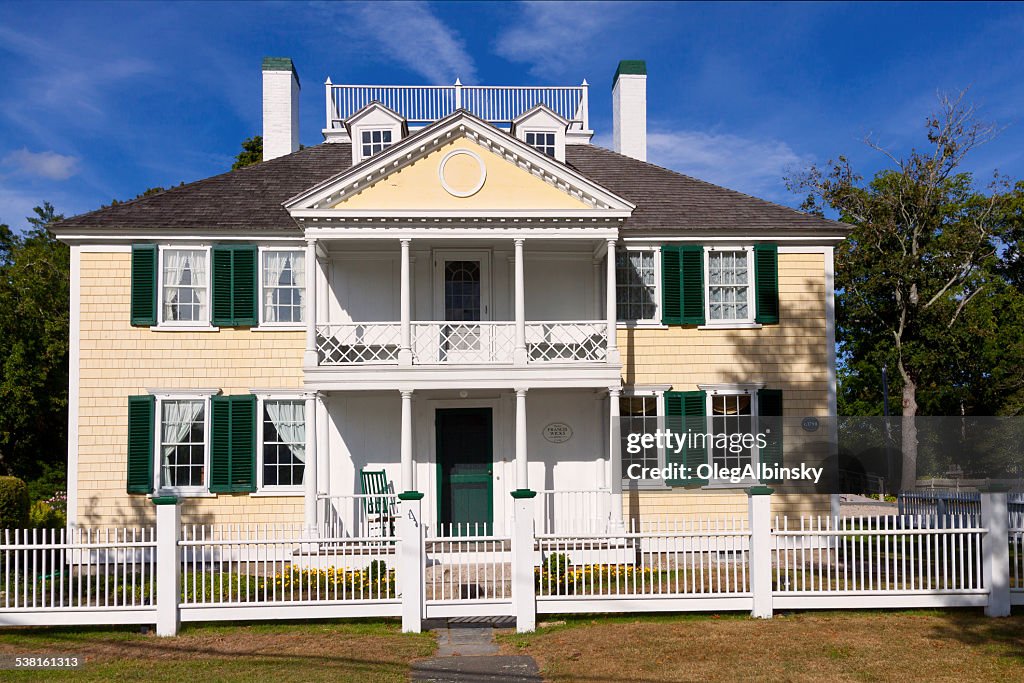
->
285;109;634;214
53;128;846;237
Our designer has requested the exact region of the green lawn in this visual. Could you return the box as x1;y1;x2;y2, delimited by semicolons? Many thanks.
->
0;620;435;682
499;609;1024;682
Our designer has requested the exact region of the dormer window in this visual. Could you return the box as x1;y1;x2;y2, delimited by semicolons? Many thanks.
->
361;129;393;158
525;131;556;157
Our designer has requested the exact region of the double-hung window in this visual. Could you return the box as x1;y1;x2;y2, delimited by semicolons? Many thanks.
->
159;398;208;492
259;399;306;490
161;248;209;324
705;247;753;324
708;392;755;473
620;391;666;485
261;249;305;325
525;131;556;157
616;248;660;324
361;129;393;158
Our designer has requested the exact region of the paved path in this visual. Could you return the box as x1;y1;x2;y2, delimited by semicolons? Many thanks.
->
411;619;541;683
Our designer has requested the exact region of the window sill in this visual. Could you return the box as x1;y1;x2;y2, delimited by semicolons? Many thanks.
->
697;323;762;331
701;481;760;491
622;479;670;490
152;490;217;499
250;490;305;497
617;322;669;330
149;324;220;333
251;325;305;332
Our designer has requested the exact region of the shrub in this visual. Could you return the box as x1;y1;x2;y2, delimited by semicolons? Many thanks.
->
30;500;66;530
0;476;30;529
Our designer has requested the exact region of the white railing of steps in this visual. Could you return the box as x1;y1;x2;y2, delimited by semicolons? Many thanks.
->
316;321;608;366
325;82;588;130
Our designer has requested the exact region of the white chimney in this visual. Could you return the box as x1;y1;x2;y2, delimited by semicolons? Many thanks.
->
262;57;300;161
612;60;647;161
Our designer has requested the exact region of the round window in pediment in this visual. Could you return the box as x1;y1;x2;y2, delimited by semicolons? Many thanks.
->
438;149;486;198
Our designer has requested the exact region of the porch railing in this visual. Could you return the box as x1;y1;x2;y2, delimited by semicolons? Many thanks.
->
325;81;588;130
318;493;400;538
316;321;608;366
538;489;613;534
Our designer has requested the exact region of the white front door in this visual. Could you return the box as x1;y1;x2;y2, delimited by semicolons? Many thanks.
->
432;251;493;363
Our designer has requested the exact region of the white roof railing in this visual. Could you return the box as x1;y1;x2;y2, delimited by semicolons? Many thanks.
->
324;79;589;131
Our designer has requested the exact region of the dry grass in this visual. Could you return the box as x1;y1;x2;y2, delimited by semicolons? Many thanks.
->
0;619;435;682
499;610;1024;682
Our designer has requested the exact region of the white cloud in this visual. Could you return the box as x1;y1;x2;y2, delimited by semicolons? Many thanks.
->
645;129;811;202
334;2;477;83
494;2;623;77
3;149;81;180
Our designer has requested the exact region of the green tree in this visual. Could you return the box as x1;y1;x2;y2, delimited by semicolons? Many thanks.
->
0;203;70;482
788;92;1022;486
233;135;263;169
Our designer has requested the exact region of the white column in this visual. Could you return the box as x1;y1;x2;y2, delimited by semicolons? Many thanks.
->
400;390;414;493
981;490;1011;617
399;239;412;365
606;239;620;363
608;386;624;529
304;239;319;367
514;239;527;365
154;500;181;636
515;388;529;491
748;489;774;618
304;393;318;532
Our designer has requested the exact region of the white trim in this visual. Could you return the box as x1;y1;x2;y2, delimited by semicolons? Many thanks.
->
432;249;492;321
156;245;212;328
66;245;81;529
622;235;846;244
55;234;305;244
152;394;212;497
778;245;831;254
255;396;307;494
303;225;621;240
698;323;763;331
438;149;487;198
615;245;661;325
619;388;669;488
704;245;754;325
293;210;631;220
78;244;132;253
825;246;837;418
700;384;763;488
617;322;668;330
257;246;307;329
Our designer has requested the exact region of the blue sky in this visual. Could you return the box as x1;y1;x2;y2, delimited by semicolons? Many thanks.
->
2;1;1024;227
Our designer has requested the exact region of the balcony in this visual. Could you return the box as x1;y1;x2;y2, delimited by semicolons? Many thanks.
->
324;80;590;131
316;321;608;366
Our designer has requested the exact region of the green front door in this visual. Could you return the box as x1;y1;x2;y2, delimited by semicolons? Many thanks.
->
436;407;493;536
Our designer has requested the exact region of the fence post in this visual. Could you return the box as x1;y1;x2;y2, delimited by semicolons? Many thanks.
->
747;487;773;619
511;489;537;633
153;496;181;636
980;487;1011;617
397;492;424;633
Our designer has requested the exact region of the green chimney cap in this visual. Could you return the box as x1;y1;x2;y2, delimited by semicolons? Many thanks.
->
262;57;300;87
613;60;647;88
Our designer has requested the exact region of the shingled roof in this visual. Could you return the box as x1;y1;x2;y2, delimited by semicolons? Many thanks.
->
54;140;845;236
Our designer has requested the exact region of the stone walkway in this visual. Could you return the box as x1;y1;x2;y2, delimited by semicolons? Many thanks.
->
411;618;541;683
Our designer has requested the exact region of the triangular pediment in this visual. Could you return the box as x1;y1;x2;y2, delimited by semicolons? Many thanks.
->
285;110;634;217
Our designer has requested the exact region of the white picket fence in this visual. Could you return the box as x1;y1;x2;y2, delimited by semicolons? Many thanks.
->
0;491;1018;634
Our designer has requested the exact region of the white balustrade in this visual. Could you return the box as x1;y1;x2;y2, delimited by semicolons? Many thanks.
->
326;82;587;129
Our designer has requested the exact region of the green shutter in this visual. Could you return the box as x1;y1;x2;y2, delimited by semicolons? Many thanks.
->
231;246;258;326
130;244;157;326
754;244;779;324
664;390;707;486
127;395;155;494
211;245;258;327
679;245;705;325
758;389;784;483
229;395;257;491
210;395;256;494
661;246;682;325
211;247;234;326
